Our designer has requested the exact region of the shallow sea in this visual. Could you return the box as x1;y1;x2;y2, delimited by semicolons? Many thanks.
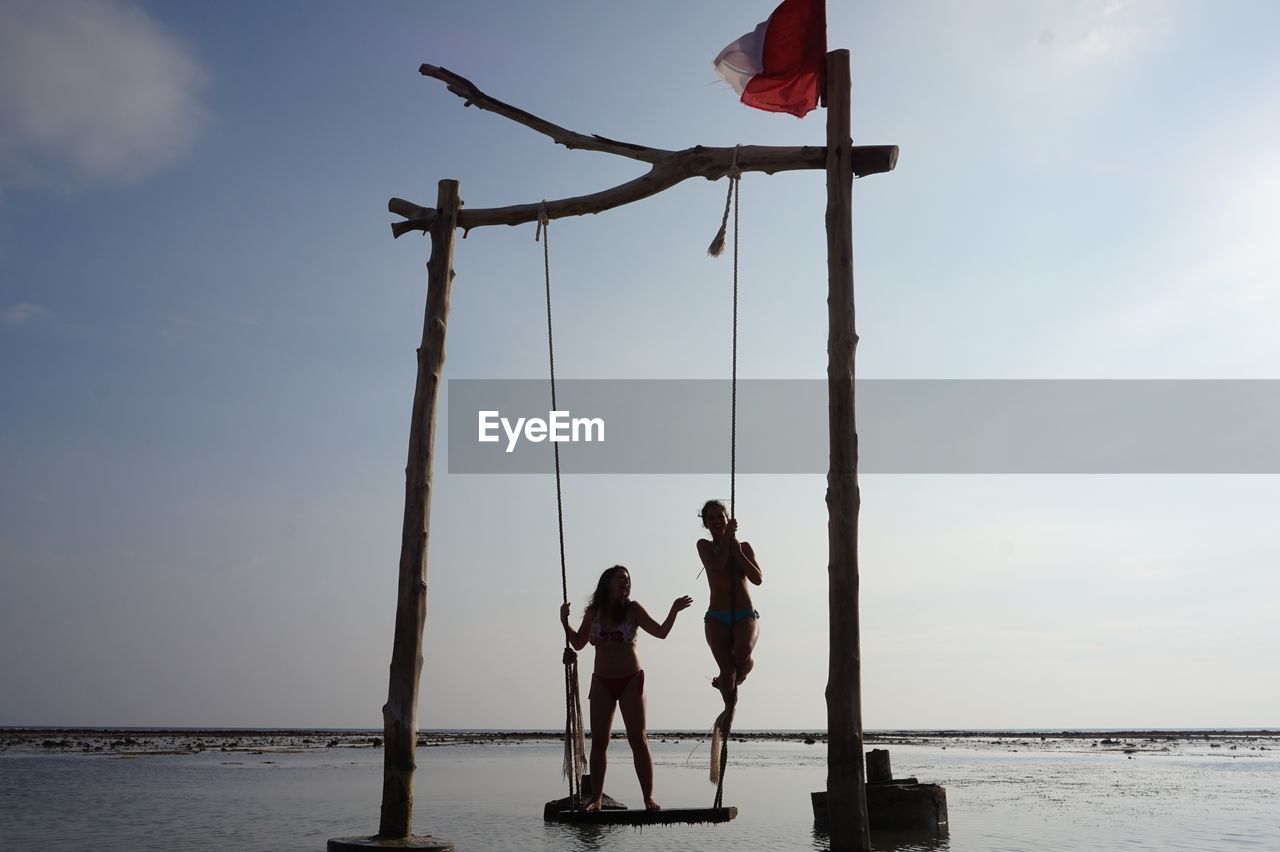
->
2;733;1278;851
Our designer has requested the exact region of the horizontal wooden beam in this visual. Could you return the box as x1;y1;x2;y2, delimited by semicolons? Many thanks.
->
390;65;897;237
389;143;896;237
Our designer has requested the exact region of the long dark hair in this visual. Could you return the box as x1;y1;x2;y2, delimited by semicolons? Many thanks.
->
588;565;631;626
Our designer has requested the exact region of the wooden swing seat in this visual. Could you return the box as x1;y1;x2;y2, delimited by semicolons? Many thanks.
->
549;806;737;825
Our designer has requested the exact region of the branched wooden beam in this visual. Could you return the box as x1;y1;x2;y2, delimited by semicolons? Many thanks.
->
419;65;671;164
391;66;898;238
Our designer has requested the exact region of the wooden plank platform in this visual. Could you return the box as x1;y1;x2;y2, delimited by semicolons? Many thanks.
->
550;806;737;825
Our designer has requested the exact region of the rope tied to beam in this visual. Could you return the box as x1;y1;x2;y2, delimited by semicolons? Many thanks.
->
535;201;550;244
539;202;587;805
707;145;741;258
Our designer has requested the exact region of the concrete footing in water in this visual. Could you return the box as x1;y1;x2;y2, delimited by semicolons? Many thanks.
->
812;749;949;836
327;835;453;851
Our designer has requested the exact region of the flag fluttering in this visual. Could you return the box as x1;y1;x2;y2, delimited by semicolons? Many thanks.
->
713;0;827;117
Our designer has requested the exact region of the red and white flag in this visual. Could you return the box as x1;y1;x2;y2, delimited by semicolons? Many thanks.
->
713;0;827;117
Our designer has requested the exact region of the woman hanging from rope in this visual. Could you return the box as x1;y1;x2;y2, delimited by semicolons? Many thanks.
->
697;499;763;720
560;565;693;812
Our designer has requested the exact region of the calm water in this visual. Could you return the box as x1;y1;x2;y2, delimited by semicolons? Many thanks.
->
2;735;1278;851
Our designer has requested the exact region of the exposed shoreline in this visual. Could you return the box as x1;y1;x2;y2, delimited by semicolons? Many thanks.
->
3;726;1275;756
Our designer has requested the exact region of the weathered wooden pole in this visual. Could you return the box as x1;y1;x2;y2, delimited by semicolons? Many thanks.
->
330;179;458;851
824;49;871;852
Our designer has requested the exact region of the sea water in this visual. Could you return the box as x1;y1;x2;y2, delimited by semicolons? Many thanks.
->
2;735;1277;851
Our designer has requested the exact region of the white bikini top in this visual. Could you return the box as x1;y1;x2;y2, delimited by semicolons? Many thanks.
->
589;610;637;645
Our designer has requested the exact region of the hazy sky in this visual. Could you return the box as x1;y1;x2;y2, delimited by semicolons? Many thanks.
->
2;0;1278;732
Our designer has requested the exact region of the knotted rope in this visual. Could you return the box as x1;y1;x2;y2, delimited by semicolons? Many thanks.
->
538;204;586;806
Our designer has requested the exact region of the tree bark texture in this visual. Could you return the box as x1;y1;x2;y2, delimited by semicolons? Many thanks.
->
378;179;460;839
824;50;871;852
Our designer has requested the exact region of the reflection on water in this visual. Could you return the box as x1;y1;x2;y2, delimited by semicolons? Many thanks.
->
546;820;618;851
1;736;1277;851
869;829;951;852
811;826;950;852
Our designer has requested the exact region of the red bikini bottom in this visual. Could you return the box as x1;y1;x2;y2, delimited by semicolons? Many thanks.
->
591;669;644;701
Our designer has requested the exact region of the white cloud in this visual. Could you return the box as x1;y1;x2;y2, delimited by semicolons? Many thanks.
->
0;0;208;191
1066;0;1145;59
2;302;46;325
1025;0;1169;65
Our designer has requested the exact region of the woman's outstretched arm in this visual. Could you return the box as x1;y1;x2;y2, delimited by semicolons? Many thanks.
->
634;597;693;639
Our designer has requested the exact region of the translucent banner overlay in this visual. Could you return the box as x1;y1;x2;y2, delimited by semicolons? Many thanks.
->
446;379;1280;474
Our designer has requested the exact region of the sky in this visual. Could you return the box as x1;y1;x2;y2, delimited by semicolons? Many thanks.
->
1;0;1278;732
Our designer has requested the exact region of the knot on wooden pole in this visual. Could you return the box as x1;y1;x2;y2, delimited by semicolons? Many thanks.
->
707;146;741;258
535;201;550;242
727;143;742;181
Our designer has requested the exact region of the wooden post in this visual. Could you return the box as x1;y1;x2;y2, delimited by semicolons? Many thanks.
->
377;179;459;846
866;748;893;784
824;49;871;852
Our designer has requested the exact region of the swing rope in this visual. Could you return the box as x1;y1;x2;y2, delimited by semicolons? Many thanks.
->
730;150;740;517
538;204;587;807
707;151;742;810
707;146;741;512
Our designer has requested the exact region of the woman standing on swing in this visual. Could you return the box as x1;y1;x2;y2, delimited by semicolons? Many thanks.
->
560;565;693;811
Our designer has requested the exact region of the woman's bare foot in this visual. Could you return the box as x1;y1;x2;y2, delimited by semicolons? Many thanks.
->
644;796;661;811
583;798;604;812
